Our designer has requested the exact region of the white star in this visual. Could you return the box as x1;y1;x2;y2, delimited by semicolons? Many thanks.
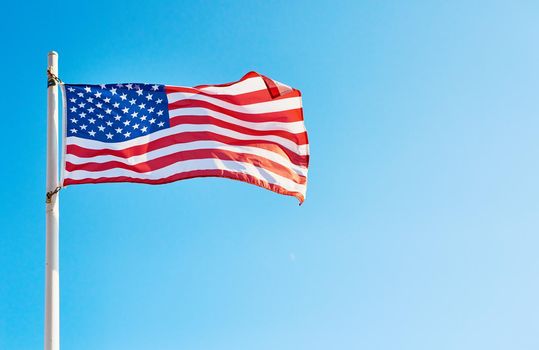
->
67;87;75;92
88;130;96;137
115;127;123;133
138;103;145;109
69;98;77;103
97;114;104;119
129;98;136;105
78;102;86;108
94;91;102;98
157;121;165;127
84;86;91;93
113;102;120;108
140;115;147;121
125;83;133;90
86;97;94;103
145;93;153;101
157;110;164;116
70;128;77;133
116;83;123;88
79;112;87;118
136;89;143;96
149;118;156;124
98;125;105;132
106;132;113;139
156;98;163;104
132;123;140;129
70;118;78;123
96;102;103;109
123;131;131;138
99;84;107;89
131;111;138;118
114;115;121;121
89;118;96;124
151;84;159;91
80;124;88;130
147;107;155;113
110;87;117;95
77;92;84;98
70;106;77;113
120;93;128;101
141;126;148;133
122;107;129;114
103;97;111;103
105;108;112;114
106;121;113;126
87;107;95;113
123;120;131;126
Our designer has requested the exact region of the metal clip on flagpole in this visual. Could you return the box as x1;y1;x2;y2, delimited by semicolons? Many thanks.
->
47;67;62;88
45;51;60;350
46;186;61;204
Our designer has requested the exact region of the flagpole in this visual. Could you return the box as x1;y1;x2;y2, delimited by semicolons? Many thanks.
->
45;50;60;350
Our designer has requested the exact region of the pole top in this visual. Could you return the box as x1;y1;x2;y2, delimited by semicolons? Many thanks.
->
48;51;58;57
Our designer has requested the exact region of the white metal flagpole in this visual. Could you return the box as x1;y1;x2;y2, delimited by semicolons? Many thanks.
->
45;51;60;350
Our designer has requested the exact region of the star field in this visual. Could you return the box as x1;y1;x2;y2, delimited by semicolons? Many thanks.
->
64;83;170;142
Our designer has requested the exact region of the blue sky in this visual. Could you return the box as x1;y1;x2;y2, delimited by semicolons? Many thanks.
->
1;1;539;349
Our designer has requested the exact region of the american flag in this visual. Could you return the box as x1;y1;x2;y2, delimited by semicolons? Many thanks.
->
61;72;309;202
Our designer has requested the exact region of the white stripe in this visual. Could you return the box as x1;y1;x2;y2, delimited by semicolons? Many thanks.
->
167;92;302;114
168;107;306;134
198;77;267;95
65;140;308;177
64;158;306;194
66;123;309;156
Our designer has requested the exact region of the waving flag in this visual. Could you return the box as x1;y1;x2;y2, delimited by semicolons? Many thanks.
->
61;72;309;202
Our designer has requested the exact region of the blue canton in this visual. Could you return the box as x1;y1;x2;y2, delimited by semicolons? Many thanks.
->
64;83;169;142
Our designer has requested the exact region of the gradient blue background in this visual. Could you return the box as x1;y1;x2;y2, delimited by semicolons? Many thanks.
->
1;1;539;349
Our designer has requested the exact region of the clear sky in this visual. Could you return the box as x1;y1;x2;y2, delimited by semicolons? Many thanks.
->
1;1;539;349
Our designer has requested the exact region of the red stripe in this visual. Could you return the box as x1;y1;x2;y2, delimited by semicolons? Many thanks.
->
66;148;307;185
169;115;308;145
63;168;305;203
167;99;304;123
67;132;309;167
261;75;281;98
